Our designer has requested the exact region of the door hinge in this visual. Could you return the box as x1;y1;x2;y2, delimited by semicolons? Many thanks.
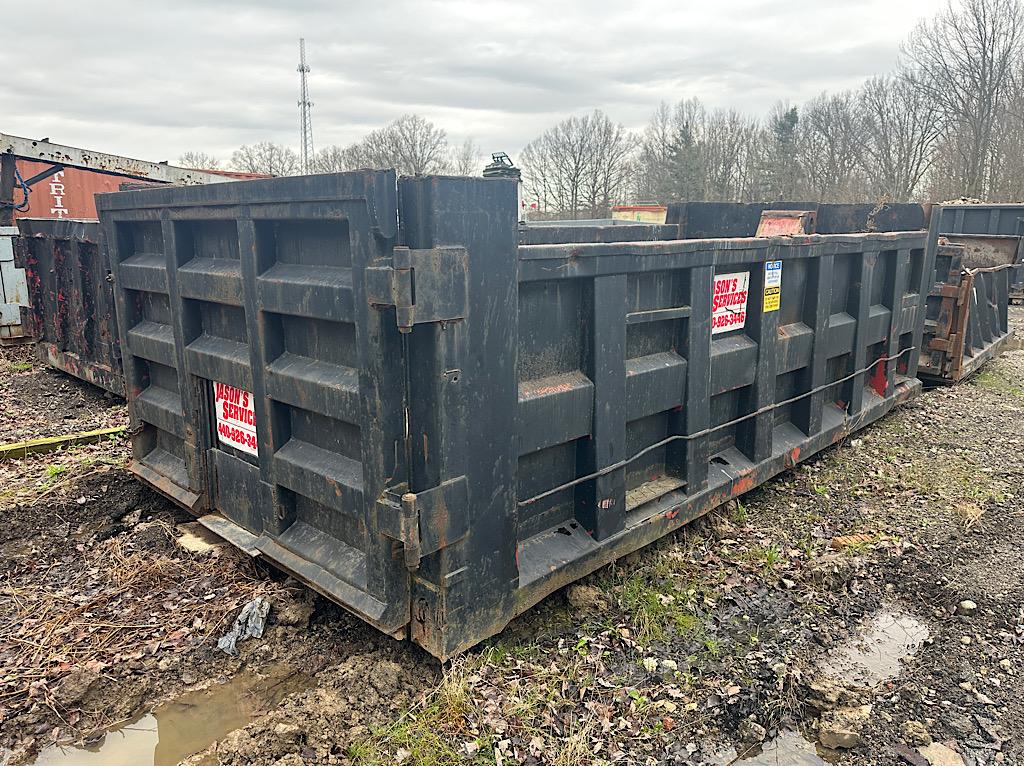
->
365;246;468;333
378;475;469;571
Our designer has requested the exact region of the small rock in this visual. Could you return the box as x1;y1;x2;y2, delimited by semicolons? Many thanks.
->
272;723;303;747
566;584;608;611
998;659;1011;671
961;636;972;645
661;659;678;671
918;742;966;766
52;667;100;707
819;705;872;749
949;716;975;736
903;720;932;747
122;508;143;526
956;601;978;617
738;719;767;746
274;591;317;628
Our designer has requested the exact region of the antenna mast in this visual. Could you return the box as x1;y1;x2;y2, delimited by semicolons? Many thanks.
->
297;38;314;174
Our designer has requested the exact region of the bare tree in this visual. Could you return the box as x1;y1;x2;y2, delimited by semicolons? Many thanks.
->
798;91;868;201
178;151;221;170
632;102;675;200
989;79;1024;200
583;113;633;216
449;138;483;176
520;110;633;219
343;115;451;176
310;145;348;173
701;109;761;201
904;0;1024;198
859;73;941;201
632;100;762;203
230;142;299;176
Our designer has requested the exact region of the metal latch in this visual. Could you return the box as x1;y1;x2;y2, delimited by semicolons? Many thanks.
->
365;246;468;333
379;475;469;570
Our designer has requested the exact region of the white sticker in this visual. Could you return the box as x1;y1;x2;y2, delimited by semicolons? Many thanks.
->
763;260;782;312
213;381;258;456
711;271;750;334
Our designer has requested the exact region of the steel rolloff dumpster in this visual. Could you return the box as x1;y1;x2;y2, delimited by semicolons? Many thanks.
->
919;238;1012;383
97;173;930;659
664;201;1013;385
14;218;124;395
932;203;1024;303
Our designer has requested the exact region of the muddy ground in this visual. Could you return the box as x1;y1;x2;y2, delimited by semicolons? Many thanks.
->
2;311;1024;766
0;349;125;444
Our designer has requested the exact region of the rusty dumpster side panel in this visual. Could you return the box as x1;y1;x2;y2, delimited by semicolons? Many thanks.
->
97;174;931;659
666;202;928;238
14;218;124;395
934;204;1024;302
919;240;1012;384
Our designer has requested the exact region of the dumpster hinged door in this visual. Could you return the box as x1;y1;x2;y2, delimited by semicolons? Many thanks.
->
99;171;416;636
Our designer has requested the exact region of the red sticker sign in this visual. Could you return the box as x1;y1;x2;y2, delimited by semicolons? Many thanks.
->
213;381;258;456
711;271;750;335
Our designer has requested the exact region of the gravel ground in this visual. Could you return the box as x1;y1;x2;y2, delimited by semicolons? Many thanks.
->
2;309;1023;766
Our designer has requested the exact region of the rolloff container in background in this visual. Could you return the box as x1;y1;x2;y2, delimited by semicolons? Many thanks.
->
919;238;1011;383
97;172;932;658
1;134;243;347
13;218;123;395
666;201;929;239
931;204;1024;303
663;201;1013;385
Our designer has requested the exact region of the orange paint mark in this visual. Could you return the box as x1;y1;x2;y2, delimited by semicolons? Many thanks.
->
869;357;888;397
733;475;755;495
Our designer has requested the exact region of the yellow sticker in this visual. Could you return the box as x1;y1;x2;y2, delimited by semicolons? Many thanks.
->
763;261;782;312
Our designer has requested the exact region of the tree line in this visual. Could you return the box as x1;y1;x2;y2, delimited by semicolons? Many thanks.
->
180;114;481;180
181;0;1024;218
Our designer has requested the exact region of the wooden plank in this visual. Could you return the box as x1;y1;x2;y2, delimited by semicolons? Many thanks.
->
0;426;126;460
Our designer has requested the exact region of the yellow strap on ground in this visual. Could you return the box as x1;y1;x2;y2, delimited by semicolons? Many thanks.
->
0;426;126;460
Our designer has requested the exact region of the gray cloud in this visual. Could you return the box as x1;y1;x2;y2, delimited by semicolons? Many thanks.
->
1;0;936;166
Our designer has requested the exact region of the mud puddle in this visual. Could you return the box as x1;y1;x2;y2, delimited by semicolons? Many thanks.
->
715;730;838;765
819;608;929;688
32;664;310;766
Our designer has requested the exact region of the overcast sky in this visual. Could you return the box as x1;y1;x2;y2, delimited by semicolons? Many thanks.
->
2;0;941;167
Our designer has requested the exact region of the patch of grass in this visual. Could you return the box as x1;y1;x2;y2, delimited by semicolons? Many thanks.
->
349;663;494;766
811;423;1003;511
10;361;33;372
617;564;704;646
759;545;781;571
729;500;748;524
973;368;1023;397
44;464;67;484
702;637;721;658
